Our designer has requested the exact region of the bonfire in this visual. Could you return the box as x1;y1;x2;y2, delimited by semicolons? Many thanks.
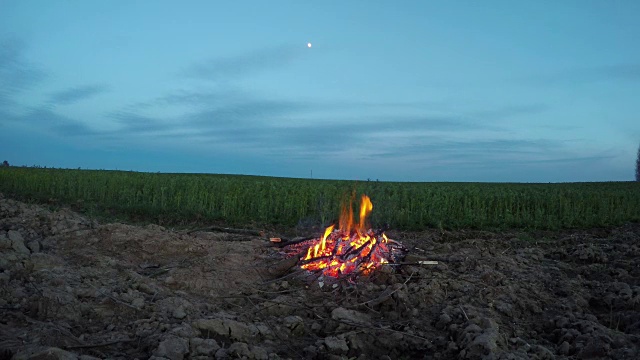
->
280;194;408;280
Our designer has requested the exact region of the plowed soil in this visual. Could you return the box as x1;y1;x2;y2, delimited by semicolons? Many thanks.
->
1;194;639;359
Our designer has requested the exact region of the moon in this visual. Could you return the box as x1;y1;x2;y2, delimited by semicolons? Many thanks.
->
307;42;312;48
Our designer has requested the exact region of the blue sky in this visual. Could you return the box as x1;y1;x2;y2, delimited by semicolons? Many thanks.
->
1;1;638;182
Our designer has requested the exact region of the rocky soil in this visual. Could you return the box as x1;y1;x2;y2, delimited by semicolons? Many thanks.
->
1;193;639;359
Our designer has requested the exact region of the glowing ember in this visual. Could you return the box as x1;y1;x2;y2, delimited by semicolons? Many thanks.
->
283;194;407;279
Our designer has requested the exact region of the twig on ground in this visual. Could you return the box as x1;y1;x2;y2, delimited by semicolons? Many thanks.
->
252;288;299;294
348;272;415;309
460;305;469;321
331;318;432;343
93;286;141;311
186;226;264;237
260;269;308;285
18;314;86;346
148;268;170;277
383;261;439;266
65;338;134;350
27;280;45;297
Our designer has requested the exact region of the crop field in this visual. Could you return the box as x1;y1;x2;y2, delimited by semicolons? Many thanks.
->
1;167;639;230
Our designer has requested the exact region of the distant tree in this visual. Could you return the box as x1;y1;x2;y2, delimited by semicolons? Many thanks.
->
636;143;640;182
1;160;8;167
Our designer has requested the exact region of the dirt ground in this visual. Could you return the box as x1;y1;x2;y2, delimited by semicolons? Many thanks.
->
1;193;639;360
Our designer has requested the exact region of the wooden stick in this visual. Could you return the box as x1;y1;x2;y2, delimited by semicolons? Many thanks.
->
272;235;316;247
352;272;415;308
187;226;264;236
383;261;439;266
93;286;142;311
460;305;470;321
65;338;133;350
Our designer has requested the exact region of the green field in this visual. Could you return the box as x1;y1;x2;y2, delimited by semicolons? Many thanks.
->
1;167;638;230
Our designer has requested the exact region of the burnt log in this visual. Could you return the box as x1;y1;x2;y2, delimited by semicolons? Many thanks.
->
264;255;302;278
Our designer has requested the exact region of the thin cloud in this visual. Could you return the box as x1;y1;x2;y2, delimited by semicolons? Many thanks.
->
183;45;302;81
520;154;615;164
181;113;504;161
17;107;95;137
471;104;549;120
522;62;640;85
125;88;246;111
121;86;543;141
0;91;16;109
188;99;305;126
363;138;561;161
354;138;616;182
100;97;547;162
149;90;238;106
424;153;617;174
444;138;560;154
105;98;307;145
16;78;554;170
109;111;171;133
49;84;109;105
136;91;446;113
0;37;47;94
400;152;620;183
269;113;499;148
600;63;640;80
9;90;607;182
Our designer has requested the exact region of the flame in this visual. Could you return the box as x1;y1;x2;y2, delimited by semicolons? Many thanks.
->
338;192;355;234
304;224;335;259
358;195;373;232
339;194;373;235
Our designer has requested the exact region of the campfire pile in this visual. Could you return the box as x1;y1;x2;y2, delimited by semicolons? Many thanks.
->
279;194;408;279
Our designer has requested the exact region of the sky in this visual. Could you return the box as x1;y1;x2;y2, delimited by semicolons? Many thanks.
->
1;1;639;182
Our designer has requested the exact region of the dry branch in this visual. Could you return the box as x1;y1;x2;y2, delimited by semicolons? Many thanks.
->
351;272;415;308
384;261;439;266
187;226;265;237
272;235;316;247
65;338;134;350
93;286;142;311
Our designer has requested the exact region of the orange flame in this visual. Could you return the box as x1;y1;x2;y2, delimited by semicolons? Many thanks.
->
338;192;355;233
339;194;373;235
358;195;373;232
305;224;335;260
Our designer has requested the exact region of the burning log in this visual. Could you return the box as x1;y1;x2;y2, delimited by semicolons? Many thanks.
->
271;235;316;247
